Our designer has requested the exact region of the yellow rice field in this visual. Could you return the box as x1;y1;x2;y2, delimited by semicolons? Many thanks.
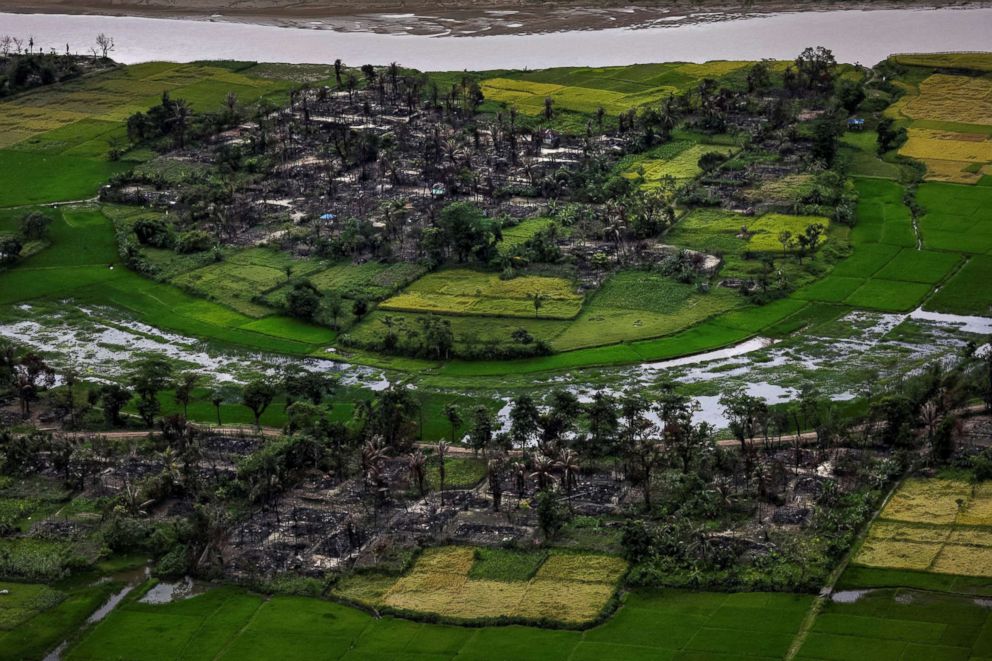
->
480;77;674;115
341;546;627;624
853;479;992;577
890;73;992;183
901;74;992;126
380;269;584;320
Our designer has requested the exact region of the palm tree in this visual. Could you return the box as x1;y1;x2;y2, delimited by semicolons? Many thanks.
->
169;99;193;149
437;441;448;506
488;456;504;512
512;460;527;502
444;404;462;444
408;450;427;497
530;454;557;491
556;448;581;508
210;389;224;426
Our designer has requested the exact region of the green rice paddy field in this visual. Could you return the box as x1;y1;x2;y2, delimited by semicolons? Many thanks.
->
1;58;990;378
0;61;300;207
61;586;813;661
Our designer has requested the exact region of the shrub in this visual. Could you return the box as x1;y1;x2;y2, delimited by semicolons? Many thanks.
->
175;230;213;254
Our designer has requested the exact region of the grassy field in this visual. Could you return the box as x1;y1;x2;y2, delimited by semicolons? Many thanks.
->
500;217;555;255
668;208;831;254
0;62;298;207
796;588;992;661
551;270;744;350
265;261;428;306
65;583;814;661
480;61;751;117
0;579;120;661
0;205;335;354
925;254;992;315
173;248;322;318
624;142;738;184
379;269;584;320
917;182;992;255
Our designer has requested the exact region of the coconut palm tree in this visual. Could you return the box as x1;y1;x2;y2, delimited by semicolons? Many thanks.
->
488;455;505;512
408;450;427;497
530;454;557;491
437;441;448;506
556;448;581;508
169;99;193;149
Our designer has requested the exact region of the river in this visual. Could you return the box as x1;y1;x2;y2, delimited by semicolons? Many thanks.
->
2;6;992;69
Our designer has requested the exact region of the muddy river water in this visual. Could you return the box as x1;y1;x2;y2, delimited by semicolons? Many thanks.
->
3;6;992;69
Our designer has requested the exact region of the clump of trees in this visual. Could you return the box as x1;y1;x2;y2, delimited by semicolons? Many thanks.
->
0;34;115;98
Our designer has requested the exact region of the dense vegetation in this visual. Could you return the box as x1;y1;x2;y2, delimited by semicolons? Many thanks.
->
2;41;992;661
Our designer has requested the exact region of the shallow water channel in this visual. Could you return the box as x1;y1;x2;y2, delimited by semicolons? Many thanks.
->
1;301;988;431
3;6;992;69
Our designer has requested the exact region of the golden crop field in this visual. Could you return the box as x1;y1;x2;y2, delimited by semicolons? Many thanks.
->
480;77;675;115
337;546;627;624
902;74;992;126
892;52;992;72
878;478;972;525
900;128;992;163
380;269;584;320
853;479;992;577
890;73;992;183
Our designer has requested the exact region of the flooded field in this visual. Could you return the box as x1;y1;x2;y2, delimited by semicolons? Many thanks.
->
3;301;987;431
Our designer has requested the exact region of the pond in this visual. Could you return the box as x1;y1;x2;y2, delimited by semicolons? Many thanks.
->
3;6;992;69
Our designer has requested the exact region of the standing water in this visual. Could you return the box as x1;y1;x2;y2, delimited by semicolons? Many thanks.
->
2;7;992;69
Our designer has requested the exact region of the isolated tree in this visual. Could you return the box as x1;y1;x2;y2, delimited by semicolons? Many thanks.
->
326;291;344;329
286;280;322;321
556;448;581;508
95;33;115;59
532;292;545;318
468;405;495;456
536;489;570;539
95;383;129;427
443;403;462;444
169;99;193;149
210;389;224;426
794;46;836;92
436;440;448;505
746;60;772;93
19;211;51;241
130;357;173;427
488;455;504;512
174;372;199;418
778;230;793;255
509;394;540;449
408;450;427;496
242;379;276;430
586;391;619;456
720;387;767;455
627;437;663;509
